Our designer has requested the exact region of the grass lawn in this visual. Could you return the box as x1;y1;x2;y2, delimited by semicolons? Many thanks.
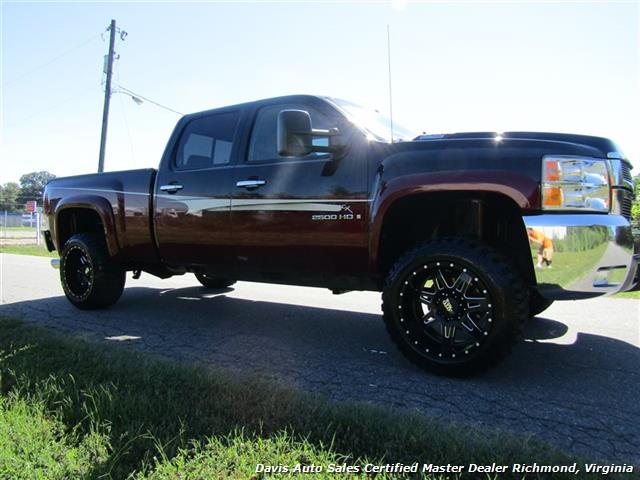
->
615;290;640;299
0;244;57;257
532;243;608;289
533;244;639;300
0;317;582;479
0;226;36;232
0;395;108;479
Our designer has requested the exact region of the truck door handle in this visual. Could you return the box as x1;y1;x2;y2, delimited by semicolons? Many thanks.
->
236;179;266;189
160;184;184;193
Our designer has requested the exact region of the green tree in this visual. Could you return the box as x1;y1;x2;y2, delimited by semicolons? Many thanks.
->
0;182;21;212
631;175;640;228
17;171;56;204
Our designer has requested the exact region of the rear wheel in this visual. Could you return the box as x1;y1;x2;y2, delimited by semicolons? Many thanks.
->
60;234;125;310
194;272;235;290
382;238;528;376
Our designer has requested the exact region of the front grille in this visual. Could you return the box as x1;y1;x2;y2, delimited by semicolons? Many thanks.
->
621;195;632;221
622;162;632;183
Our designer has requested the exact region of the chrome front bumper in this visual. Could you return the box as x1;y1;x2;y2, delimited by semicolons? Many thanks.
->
523;214;638;300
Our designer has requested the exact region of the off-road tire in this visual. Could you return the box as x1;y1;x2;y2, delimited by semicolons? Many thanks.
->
194;273;236;290
382;238;529;377
529;291;554;317
60;233;125;310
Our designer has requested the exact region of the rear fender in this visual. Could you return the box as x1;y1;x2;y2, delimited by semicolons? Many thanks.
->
54;195;119;257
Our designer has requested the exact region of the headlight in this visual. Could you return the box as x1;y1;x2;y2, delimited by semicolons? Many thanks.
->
542;156;610;212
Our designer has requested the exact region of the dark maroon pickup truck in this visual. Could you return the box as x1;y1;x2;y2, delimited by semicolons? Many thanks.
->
43;94;638;375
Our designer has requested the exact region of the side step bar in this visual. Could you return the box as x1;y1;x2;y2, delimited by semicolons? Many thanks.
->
51;258;60;269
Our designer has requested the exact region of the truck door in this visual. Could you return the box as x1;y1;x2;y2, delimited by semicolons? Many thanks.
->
231;99;369;285
154;109;241;269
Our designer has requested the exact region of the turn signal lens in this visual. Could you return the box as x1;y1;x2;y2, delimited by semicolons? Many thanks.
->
543;186;563;207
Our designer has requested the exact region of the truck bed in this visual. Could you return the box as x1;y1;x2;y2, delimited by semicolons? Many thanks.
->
44;168;158;262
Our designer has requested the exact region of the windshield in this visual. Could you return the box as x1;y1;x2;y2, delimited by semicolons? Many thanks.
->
327;98;417;143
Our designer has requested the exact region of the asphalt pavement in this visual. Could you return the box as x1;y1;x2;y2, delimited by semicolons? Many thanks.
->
0;253;638;463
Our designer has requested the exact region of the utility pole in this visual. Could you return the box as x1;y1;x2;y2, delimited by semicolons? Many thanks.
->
98;19;127;173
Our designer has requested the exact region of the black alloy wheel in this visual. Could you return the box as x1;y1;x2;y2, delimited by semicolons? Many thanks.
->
60;234;125;310
63;245;94;300
398;260;495;360
383;238;528;376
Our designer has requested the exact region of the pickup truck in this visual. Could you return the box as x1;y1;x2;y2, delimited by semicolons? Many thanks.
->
42;94;638;376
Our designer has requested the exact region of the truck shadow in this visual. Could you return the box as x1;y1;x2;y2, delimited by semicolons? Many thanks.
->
1;285;638;462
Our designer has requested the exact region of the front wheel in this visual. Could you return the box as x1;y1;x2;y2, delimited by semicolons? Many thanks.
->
60;234;125;310
382;238;528;376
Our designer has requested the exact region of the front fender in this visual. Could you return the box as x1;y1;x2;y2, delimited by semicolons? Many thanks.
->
54;195;119;256
369;170;539;272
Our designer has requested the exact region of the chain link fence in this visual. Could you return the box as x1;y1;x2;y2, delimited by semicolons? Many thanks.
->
0;207;43;246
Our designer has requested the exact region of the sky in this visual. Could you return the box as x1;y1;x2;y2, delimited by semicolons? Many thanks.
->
1;0;639;185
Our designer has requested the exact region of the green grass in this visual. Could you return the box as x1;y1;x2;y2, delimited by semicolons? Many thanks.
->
615;290;640;299
0;395;109;479
529;244;639;300
0;317;584;479
532;243;608;289
0;226;36;232
138;433;376;480
0;244;57;257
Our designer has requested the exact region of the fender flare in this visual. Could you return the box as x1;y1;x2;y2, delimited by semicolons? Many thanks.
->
54;195;120;257
369;170;539;272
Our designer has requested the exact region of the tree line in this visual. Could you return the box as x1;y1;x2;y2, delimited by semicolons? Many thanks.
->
0;171;56;212
632;175;640;230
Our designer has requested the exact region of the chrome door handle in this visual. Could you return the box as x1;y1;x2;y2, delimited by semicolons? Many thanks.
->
160;184;184;193
236;179;266;189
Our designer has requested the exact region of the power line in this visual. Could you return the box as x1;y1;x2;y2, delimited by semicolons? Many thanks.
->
113;82;183;116
4;85;98;129
3;34;100;87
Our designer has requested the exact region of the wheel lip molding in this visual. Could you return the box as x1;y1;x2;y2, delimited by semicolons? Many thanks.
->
523;213;637;300
53;195;119;257
369;170;539;274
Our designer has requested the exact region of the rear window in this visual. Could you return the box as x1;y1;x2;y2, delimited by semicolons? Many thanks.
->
175;111;239;169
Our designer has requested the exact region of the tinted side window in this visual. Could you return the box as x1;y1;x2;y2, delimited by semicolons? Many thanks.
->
175;111;239;169
248;105;333;162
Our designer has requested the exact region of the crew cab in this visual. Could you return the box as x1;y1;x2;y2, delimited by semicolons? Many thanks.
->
42;95;638;376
